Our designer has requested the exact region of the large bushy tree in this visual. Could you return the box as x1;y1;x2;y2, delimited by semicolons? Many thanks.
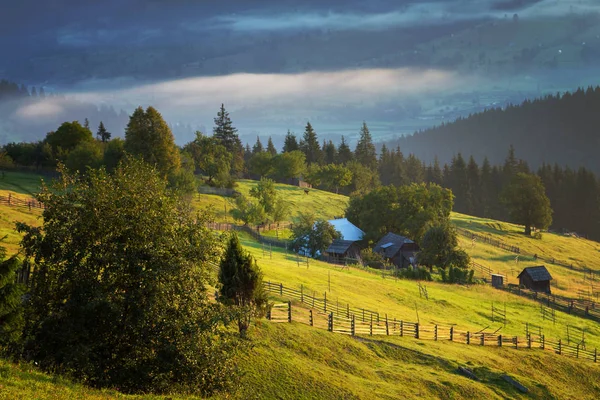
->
290;213;340;258
124;106;181;177
184;132;232;186
44;121;94;157
16;158;241;395
346;183;454;243
417;223;470;271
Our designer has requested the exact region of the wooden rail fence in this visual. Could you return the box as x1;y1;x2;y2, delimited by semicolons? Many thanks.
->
265;282;599;364
0;193;44;210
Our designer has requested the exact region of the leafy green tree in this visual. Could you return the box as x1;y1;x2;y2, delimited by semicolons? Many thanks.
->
213;104;244;175
346;183;454;243
336;135;353;165
0;244;24;347
354;122;377;170
231;194;266;226
124;106;181;177
282;130;299;153
184;132;232;186
312;164;353;194
248;152;274;178
272;151;306;180
65;140;103;173
417;224;470;272
103;138;126;172
249;178;277;215
266;137;277;156
299;122;323;165
44;121;94;156
218;234;268;337
271;198;291;226
96;121;111;143
346;161;379;194
16;158;240;395
501;172;553;235
290;213;340;258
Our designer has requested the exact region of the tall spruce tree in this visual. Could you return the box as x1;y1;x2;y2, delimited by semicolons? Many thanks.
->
282;130;299;153
354;122;377;170
323;140;337;165
252;136;264;154
299;122;323;165
97;121;111;143
213;104;244;175
336;135;354;165
266;137;277;156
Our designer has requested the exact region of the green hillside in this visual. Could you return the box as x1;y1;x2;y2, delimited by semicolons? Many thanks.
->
2;172;600;398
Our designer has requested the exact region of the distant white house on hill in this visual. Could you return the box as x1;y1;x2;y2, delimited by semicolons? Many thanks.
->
326;218;364;241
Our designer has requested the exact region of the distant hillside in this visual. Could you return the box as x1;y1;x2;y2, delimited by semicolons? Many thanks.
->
392;86;600;173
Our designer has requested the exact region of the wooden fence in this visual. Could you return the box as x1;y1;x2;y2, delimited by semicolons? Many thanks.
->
0;193;44;210
265;282;599;364
198;186;240;196
207;223;291;249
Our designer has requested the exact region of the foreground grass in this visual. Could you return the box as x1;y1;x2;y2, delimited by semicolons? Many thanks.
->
3;321;599;400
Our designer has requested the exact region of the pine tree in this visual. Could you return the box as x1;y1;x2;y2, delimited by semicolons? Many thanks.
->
354;122;377;170
97;121;111;143
466;156;481;215
213;104;244;175
282;130;299;153
218;234;268;336
449;153;470;213
430;156;443;185
0;245;24;345
266;137;277;156
84;118;90;130
299;122;323;165
323;140;336;165
336;135;354;165
252;136;264;154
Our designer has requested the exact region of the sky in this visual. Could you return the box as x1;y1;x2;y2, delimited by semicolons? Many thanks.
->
2;0;600;145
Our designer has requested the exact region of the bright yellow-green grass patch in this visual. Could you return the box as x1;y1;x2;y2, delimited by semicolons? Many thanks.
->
195;179;349;222
238;232;600;350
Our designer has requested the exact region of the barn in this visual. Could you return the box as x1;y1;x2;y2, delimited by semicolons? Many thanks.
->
373;232;420;268
517;266;552;293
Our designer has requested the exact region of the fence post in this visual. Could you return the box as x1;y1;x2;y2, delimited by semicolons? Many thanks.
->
498;335;502;347
288;301;292;323
267;306;271;320
309;309;313;326
415;323;419;339
385;314;389;336
434;325;438;341
400;321;404;337
481;333;485;346
541;335;545;350
370;315;373;336
528;334;531;349
595;348;597;363
467;331;470;345
280;283;283;296
515;336;518;349
558;339;562;355
328;312;333;332
576;344;580;358
301;284;304;303
450;326;453;341
351;315;356;336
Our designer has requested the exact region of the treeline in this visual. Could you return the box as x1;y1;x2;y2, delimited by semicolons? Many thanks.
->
393;86;600;174
2;102;599;240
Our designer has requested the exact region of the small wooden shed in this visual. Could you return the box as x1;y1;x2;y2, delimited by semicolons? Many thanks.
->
517;266;552;293
491;274;504;288
324;239;361;264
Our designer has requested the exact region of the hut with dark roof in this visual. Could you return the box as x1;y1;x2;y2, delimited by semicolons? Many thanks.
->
373;232;419;268
517;266;552;293
324;239;361;264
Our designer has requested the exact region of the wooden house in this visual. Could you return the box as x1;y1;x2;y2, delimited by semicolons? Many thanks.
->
324;240;362;264
517;266;552;293
373;232;419;268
